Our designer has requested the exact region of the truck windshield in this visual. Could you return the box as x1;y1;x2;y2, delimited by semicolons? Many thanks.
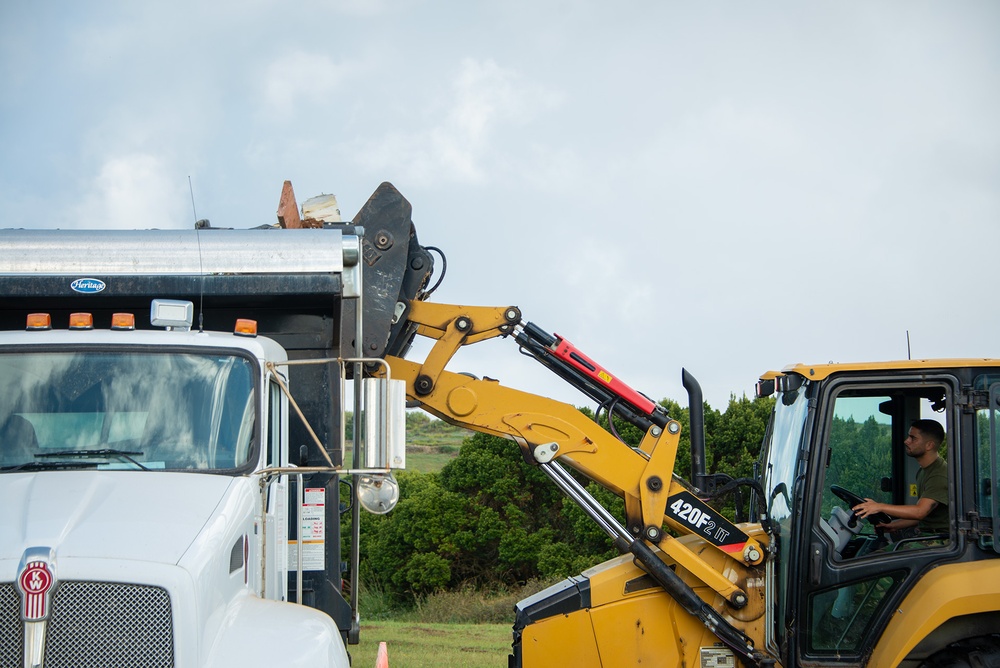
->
0;350;256;472
761;381;811;651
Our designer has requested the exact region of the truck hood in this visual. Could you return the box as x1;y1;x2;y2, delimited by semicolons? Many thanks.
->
0;471;237;565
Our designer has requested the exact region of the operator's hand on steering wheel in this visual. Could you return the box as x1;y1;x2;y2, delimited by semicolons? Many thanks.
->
853;499;882;521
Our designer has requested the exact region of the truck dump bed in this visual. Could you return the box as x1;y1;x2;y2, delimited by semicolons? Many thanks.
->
0;228;347;340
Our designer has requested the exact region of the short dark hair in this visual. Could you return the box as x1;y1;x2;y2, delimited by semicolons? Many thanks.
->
912;419;945;446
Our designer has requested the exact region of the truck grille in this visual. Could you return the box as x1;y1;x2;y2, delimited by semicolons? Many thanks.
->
0;581;174;668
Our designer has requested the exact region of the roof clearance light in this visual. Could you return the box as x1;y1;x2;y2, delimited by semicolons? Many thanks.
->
111;313;136;331
69;313;94;330
26;313;52;331
150;299;194;331
234;319;258;337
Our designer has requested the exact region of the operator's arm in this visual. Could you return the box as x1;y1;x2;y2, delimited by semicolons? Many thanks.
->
853;497;939;526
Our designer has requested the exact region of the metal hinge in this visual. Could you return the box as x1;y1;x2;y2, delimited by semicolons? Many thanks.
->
957;388;989;413
957;511;993;538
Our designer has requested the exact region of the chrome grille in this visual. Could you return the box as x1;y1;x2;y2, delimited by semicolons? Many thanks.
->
0;584;24;663
0;581;174;668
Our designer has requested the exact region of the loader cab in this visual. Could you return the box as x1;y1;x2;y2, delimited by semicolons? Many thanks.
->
761;362;1000;666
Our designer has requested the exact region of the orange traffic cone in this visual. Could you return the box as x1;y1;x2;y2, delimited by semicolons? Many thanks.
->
375;641;389;668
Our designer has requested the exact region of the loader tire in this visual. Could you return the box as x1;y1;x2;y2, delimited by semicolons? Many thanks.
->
919;634;1000;668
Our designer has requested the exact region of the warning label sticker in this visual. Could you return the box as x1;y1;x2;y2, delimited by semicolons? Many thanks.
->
700;647;736;668
288;487;326;571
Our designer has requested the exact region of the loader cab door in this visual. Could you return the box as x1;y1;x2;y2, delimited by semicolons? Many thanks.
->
797;374;958;664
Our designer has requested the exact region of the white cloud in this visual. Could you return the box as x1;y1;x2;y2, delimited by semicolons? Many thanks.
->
260;51;358;120
353;58;560;185
74;154;188;230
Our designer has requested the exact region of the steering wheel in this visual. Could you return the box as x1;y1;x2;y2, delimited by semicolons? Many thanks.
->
831;485;893;526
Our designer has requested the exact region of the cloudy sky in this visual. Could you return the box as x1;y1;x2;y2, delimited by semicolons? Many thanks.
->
2;2;998;411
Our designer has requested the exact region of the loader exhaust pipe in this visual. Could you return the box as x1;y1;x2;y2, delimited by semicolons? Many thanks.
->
683;369;708;495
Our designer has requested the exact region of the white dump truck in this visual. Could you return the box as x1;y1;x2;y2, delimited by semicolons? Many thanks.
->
0;183;431;667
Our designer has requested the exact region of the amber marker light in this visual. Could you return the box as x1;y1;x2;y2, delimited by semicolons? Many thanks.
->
111;313;136;330
26;313;52;330
69;313;94;330
234;319;258;337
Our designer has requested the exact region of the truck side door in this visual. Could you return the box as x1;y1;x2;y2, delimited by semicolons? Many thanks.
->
261;374;289;601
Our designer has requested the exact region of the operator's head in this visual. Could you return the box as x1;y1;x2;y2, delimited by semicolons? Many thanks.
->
912;419;945;446
905;419;945;459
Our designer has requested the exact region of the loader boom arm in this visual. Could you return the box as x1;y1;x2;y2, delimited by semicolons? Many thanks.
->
384;300;766;645
343;181;765;663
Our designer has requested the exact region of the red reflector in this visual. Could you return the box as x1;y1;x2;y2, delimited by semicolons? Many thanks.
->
68;313;94;330
111;313;136;330
234;319;258;337
26;313;52;330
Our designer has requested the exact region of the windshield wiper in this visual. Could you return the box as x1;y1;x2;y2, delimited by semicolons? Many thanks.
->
2;460;101;472
37;449;149;471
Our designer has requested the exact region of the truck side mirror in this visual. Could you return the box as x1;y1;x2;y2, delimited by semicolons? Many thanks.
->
361;377;406;470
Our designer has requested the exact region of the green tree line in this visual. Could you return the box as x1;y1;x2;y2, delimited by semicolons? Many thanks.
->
351;394;775;603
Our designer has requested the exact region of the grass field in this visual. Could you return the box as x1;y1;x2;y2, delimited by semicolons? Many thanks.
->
343;445;459;474
344;417;513;667
345;412;470;474
351;621;512;668
405;445;459;473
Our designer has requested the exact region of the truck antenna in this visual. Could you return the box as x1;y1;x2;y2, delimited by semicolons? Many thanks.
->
906;330;911;360
189;176;206;332
188;176;199;223
194;228;206;332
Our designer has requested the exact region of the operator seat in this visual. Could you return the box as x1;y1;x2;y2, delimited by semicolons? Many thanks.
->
0;414;39;466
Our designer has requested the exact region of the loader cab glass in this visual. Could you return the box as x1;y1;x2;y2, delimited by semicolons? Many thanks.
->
0;350;257;472
762;375;959;663
760;376;811;655
792;377;956;664
973;375;1000;554
819;386;950;561
799;378;954;658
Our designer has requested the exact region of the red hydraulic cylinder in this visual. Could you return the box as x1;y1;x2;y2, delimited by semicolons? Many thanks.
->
550;335;657;416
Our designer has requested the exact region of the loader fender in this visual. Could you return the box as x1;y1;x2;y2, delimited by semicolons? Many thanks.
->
870;559;1000;667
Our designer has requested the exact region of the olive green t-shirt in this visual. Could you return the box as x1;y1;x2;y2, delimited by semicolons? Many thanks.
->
916;456;949;533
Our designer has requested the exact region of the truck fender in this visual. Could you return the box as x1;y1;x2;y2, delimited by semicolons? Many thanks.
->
203;593;350;668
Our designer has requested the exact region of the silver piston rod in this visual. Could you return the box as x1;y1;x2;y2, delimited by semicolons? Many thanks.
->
539;460;632;550
538;460;762;667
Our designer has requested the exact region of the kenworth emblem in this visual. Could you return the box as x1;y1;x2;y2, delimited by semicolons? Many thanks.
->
70;278;106;294
16;547;57;622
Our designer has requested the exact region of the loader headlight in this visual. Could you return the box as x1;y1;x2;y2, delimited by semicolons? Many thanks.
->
358;473;400;515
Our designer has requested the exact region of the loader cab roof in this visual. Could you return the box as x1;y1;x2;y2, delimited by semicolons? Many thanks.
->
757;359;1000;399
778;359;1000;382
